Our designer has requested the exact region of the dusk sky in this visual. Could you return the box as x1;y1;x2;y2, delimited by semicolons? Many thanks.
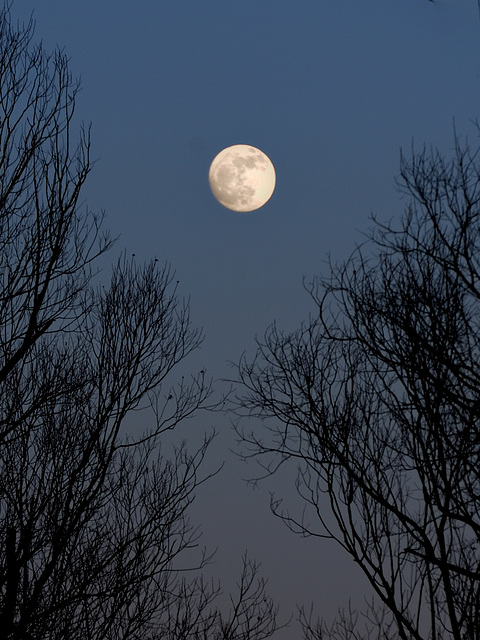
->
13;1;480;636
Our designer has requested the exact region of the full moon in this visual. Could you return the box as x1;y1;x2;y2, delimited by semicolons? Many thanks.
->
208;144;276;212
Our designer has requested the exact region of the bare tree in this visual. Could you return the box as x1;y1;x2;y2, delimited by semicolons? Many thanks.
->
0;5;112;411
235;134;480;639
299;600;398;640
0;253;281;640
0;6;282;640
162;554;281;640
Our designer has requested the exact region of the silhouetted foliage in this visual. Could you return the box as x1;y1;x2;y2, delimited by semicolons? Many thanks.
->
0;6;281;640
235;133;480;639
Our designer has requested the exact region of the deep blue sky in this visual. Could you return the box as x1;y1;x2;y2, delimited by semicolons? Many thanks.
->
13;1;480;636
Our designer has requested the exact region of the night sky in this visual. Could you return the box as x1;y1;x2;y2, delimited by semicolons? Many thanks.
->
13;1;480;636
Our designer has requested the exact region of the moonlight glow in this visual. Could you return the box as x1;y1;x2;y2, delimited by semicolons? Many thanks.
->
208;144;276;212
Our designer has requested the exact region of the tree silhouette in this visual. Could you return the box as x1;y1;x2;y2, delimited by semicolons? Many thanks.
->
235;134;480;640
0;6;281;639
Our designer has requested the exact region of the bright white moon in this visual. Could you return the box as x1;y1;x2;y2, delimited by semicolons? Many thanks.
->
208;144;276;212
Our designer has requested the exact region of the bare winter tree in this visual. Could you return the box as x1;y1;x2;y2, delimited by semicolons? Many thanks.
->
0;6;281;640
235;134;480;640
0;7;113;408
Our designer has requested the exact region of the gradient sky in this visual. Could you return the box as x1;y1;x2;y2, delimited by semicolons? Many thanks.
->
12;1;480;636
